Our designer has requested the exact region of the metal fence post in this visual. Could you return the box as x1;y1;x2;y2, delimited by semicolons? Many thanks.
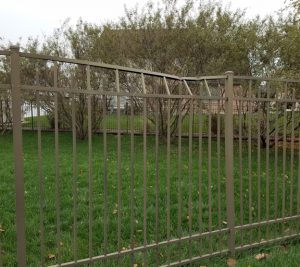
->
224;71;235;256
10;45;26;266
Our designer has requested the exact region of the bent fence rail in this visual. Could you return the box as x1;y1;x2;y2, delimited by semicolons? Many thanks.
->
0;47;300;266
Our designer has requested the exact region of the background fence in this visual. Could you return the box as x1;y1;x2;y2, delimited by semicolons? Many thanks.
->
0;46;300;266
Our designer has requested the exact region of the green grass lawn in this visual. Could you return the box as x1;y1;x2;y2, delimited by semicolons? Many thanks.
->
0;131;300;266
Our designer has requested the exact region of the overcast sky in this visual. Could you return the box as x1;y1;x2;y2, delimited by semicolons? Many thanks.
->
1;0;286;44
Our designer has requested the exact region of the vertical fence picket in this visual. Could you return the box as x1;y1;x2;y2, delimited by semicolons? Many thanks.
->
282;83;288;233
116;69;122;263
224;71;235;256
238;96;244;245
10;46;26;267
87;65;93;260
177;85;183;259
71;93;78;262
188;96;193;259
198;83;203;255
274;88;279;226
247;80;253;243
102;94;108;259
166;79;171;265
142;73;148;266
37;89;45;266
208;99;212;253
290;90;296;217
53;63;61;264
257;86;262;242
130;95;135;266
217;88;222;237
266;84;270;240
155;98;160;266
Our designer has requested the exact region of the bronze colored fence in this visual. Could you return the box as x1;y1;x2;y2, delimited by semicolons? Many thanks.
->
0;46;300;266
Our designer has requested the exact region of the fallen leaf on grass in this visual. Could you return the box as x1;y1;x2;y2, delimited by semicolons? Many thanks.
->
133;264;138;267
48;254;56;259
281;244;289;253
200;265;207;267
255;253;269;261
0;227;5;233
227;257;237;266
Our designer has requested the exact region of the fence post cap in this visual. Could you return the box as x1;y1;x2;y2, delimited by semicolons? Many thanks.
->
10;45;20;51
225;71;234;75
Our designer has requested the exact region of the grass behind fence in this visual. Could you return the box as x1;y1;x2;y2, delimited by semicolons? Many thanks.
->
0;131;299;266
22;112;299;138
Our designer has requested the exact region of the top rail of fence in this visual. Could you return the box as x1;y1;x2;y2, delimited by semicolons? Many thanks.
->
0;50;10;56
20;52;185;80
19;52;228;82
234;75;300;84
3;49;300;85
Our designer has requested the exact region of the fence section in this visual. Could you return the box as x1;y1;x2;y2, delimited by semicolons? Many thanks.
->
0;47;299;266
232;76;300;251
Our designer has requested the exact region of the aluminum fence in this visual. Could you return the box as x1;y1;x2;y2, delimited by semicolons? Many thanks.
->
0;46;300;266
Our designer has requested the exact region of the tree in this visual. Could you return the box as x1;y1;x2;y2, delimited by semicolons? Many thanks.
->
38;21;113;139
5;0;298;141
105;0;261;139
